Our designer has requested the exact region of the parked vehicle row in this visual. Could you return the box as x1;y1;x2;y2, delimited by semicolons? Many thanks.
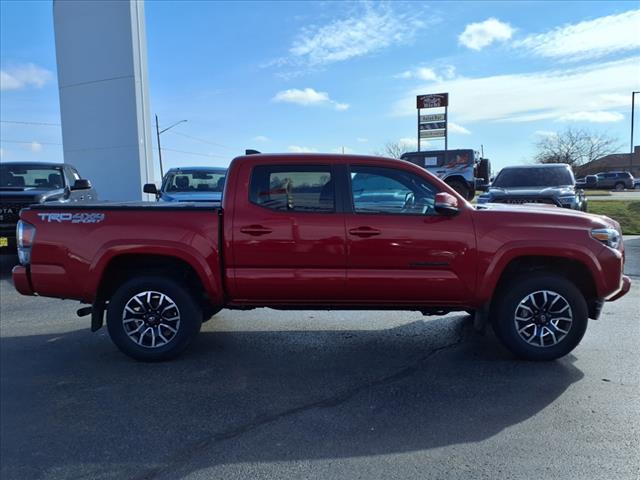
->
0;162;96;254
576;171;636;191
143;167;227;202
477;164;588;211
12;153;630;363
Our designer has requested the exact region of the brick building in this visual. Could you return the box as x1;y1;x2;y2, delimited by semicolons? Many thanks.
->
575;146;640;178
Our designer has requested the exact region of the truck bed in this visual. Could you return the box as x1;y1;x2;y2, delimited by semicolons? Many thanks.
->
19;201;223;304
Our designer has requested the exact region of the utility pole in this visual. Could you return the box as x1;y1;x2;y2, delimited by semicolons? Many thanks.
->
155;115;187;179
631;91;639;171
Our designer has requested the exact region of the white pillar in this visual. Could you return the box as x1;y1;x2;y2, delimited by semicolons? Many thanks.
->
53;0;154;201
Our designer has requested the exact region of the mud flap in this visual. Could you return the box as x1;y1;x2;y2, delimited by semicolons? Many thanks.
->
91;302;105;332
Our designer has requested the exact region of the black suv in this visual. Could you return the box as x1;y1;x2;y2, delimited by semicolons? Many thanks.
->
477;164;587;211
0;162;96;254
594;171;634;191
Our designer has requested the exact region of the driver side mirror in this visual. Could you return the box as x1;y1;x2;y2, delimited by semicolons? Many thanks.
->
434;192;459;216
71;179;92;190
143;183;158;195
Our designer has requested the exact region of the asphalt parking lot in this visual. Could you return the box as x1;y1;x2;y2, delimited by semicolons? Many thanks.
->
1;239;639;480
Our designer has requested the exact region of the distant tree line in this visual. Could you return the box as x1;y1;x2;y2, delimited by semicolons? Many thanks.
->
534;128;621;168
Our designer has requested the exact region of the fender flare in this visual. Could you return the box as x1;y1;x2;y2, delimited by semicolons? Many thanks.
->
476;240;603;303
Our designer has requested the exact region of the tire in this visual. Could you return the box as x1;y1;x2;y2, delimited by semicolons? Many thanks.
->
447;180;470;200
491;273;588;361
106;276;202;361
614;182;624;191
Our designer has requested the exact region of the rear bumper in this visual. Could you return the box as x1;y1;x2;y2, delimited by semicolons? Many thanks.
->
0;226;17;255
606;275;631;302
12;265;34;296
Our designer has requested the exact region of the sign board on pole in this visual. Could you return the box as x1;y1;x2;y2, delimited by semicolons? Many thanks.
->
419;114;445;123
420;129;446;139
416;93;448;109
419;122;446;130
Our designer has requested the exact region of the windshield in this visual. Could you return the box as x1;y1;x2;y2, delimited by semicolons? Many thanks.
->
163;170;226;193
493;167;573;188
0;165;65;189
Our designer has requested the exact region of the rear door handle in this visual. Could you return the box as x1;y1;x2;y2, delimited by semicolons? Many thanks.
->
348;226;381;238
240;225;273;236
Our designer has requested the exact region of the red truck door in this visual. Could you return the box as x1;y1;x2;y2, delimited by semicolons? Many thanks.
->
228;163;347;303
344;165;476;305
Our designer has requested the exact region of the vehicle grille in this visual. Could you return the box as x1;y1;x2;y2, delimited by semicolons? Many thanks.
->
494;197;560;206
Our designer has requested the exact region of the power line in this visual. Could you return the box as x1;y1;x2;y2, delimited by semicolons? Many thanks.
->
166;130;233;150
0;120;61;127
160;147;228;159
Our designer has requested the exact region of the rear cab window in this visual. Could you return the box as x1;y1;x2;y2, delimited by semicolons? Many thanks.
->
249;165;334;213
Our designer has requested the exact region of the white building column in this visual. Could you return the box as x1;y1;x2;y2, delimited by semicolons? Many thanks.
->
53;0;154;201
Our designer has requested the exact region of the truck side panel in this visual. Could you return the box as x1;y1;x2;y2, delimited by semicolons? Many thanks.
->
20;207;223;305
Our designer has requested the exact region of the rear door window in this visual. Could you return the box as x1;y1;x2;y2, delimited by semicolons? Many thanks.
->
249;165;334;213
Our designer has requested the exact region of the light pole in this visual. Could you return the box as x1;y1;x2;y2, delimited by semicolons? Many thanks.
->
155;115;187;178
631;92;640;170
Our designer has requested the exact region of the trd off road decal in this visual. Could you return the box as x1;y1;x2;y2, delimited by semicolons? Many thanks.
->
37;212;105;224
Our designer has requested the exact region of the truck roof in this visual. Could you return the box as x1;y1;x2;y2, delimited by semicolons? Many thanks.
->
230;152;399;166
166;166;227;172
501;164;571;170
0;161;73;168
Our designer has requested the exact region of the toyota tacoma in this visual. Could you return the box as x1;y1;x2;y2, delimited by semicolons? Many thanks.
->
12;154;630;361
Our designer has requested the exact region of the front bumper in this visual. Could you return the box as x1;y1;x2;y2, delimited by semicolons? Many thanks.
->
606;275;631;302
12;265;34;296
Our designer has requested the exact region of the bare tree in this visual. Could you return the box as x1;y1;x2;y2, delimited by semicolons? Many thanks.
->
534;128;621;167
377;141;412;159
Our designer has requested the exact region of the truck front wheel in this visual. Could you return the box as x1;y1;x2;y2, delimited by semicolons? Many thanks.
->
492;273;588;361
106;276;202;361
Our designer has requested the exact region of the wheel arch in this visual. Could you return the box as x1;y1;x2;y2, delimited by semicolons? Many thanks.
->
478;247;602;318
94;251;222;311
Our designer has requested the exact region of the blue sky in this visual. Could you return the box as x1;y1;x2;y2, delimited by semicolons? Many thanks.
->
1;1;639;174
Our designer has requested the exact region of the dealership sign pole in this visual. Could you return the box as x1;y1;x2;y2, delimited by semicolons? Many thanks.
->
416;93;448;152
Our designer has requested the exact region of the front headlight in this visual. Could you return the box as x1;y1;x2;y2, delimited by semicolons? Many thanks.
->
591;228;621;249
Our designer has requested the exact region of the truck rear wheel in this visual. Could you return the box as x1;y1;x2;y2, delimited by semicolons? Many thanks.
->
447;180;471;200
106;276;202;361
492;273;588;361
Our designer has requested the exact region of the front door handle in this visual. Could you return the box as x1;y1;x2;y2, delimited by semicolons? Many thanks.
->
240;225;273;236
348;226;381;238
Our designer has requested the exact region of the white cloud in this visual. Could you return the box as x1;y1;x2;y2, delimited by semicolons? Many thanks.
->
448;122;471;134
557;111;624;123
391;57;640;124
395;67;439;81
273;88;349;111
0;63;53;91
518;9;640;61
284;4;429;68
398;137;418;149
29;141;43;153
288;145;318;153
0;148;4;159
253;135;269;142
356;137;368;143
459;18;514;51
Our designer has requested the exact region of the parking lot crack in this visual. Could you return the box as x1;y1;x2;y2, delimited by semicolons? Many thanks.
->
135;324;467;480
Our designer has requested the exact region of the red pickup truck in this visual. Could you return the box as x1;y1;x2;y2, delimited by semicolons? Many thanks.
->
12;153;630;361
